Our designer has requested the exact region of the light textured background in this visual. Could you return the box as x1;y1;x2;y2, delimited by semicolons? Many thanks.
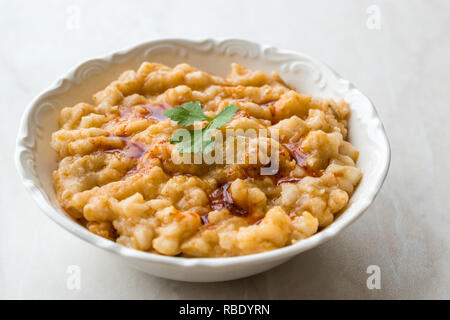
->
1;0;449;299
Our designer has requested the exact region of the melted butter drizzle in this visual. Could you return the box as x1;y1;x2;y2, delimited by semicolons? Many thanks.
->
106;103;171;159
283;140;323;178
119;103;169;122
106;136;148;159
284;140;307;167
209;182;248;217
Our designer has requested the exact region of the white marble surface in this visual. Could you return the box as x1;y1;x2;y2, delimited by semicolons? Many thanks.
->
1;0;449;299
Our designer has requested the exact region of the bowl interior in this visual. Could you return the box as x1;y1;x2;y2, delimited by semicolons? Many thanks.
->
17;39;390;263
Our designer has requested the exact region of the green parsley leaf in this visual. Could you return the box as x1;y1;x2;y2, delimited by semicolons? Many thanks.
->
163;101;211;126
169;128;214;154
200;128;215;154
165;102;238;154
170;129;196;153
208;104;239;130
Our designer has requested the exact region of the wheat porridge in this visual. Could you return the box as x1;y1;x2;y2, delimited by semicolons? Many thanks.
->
51;62;362;257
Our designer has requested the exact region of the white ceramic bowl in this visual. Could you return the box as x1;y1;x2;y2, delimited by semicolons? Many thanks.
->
15;38;390;282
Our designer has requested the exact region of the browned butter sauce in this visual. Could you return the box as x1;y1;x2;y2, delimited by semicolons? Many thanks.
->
119;104;169;122
209;182;248;217
106;136;148;159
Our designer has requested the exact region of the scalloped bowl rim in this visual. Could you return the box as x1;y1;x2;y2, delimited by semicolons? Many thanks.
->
15;38;390;268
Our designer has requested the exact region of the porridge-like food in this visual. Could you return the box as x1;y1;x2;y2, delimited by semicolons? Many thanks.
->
51;62;362;257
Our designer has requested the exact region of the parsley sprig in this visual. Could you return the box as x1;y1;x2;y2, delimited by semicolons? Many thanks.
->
163;101;238;154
